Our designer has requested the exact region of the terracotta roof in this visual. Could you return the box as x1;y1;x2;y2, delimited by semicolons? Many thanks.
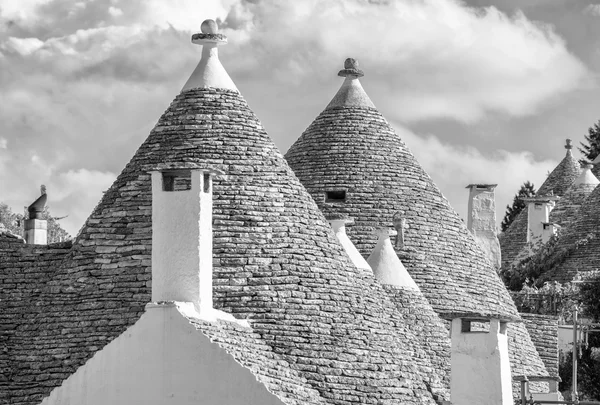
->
499;141;581;267
2;30;448;404
284;60;518;321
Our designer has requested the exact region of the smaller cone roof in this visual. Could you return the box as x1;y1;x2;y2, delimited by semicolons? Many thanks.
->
500;139;580;267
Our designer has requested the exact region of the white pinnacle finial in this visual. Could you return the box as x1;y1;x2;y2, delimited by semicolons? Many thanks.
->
367;227;420;290
326;57;375;110
574;162;600;186
327;214;372;273
181;19;238;93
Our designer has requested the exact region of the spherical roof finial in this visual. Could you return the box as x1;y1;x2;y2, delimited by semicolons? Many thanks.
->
338;57;364;78
344;58;358;70
201;19;218;34
192;19;227;46
565;139;573;150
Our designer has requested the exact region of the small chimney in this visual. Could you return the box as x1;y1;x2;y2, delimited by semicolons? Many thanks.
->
392;213;408;249
450;317;513;405
523;195;560;246
24;185;47;245
150;168;222;312
465;184;501;269
327;214;372;273
367;227;419;290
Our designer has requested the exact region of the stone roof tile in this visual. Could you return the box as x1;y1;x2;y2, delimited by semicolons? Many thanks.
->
2;44;444;404
500;142;581;267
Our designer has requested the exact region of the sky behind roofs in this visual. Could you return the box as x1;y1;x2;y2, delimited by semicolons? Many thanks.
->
0;0;599;236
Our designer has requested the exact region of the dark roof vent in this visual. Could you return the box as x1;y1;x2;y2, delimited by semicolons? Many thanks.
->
325;190;346;203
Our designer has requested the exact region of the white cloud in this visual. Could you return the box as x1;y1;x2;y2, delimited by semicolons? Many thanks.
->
0;0;590;236
392;123;558;229
0;146;116;236
222;0;588;123
108;6;123;17
1;37;44;55
584;4;600;16
0;138;6;149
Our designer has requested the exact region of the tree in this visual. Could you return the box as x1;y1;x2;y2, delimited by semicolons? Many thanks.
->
0;201;71;243
578;120;600;163
559;273;600;400
501;181;536;232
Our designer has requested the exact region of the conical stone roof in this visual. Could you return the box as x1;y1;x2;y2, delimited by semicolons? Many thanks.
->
499;140;581;267
285;59;518;321
6;23;450;405
549;163;598;228
539;174;600;284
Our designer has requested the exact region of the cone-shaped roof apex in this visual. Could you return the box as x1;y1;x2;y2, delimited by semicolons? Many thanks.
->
38;39;448;403
285;59;520;320
181;19;238;93
500;139;581;266
548;164;598;228
326;58;375;110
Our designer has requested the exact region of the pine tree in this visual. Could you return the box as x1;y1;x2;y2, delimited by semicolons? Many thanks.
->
501;181;536;232
578;119;600;163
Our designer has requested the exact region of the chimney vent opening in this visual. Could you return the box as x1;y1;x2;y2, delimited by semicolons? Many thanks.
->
461;319;491;333
326;190;347;203
203;173;210;193
162;170;192;192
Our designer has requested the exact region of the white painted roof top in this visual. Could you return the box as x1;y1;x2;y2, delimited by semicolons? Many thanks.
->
325;58;376;110
182;19;238;93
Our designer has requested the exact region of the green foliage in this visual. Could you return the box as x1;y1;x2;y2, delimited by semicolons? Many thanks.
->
0;202;23;235
500;230;596;291
560;345;600;401
0;201;71;243
558;273;600;401
511;282;578;321
578;119;600;163
501;181;536;232
579;272;600;322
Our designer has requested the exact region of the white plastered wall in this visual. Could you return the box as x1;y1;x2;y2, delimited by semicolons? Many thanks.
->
40;303;284;405
450;318;513;405
151;171;213;310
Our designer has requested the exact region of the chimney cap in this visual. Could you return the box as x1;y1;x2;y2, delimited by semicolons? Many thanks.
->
325;213;354;224
148;163;226;176
192;19;227;45
522;195;560;203
465;184;498;190
373;227;397;237
338;58;364;78
27;191;47;220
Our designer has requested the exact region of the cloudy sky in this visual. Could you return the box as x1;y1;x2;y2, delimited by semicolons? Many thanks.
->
1;0;599;236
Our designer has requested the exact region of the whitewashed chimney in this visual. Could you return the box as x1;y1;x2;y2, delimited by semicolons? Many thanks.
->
523;195;560;246
24;186;47;245
327;215;372;273
465;184;501;269
150;168;222;312
367;228;419;290
450;317;513;405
